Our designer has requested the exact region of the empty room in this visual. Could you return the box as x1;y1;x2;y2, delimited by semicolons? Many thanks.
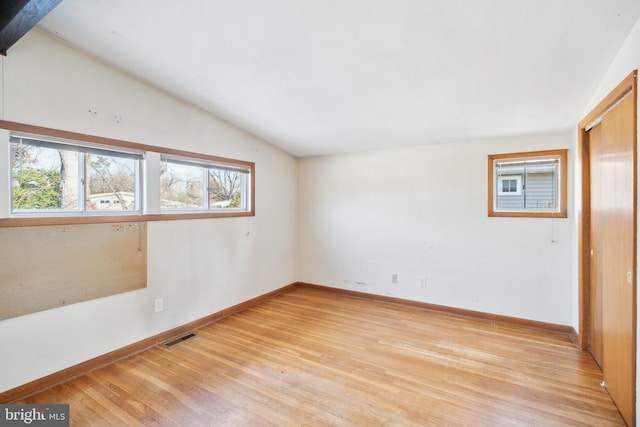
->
1;1;639;425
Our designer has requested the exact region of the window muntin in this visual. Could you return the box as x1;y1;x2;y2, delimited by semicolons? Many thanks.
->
10;134;142;215
488;149;567;218
160;155;250;212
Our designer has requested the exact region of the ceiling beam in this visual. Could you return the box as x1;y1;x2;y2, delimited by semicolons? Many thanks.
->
0;0;63;55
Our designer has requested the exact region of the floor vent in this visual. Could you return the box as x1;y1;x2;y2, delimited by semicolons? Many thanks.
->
164;333;197;348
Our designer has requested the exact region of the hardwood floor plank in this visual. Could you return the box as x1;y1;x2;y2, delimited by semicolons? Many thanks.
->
18;286;625;425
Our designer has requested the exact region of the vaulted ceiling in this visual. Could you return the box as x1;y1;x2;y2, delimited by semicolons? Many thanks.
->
35;0;640;157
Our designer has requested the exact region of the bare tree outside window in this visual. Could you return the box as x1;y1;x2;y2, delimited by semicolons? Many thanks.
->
160;157;248;211
7;126;253;221
209;169;243;208
160;161;204;209
10;138;141;213
86;154;137;210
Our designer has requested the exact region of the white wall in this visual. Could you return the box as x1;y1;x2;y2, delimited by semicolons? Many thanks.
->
299;131;574;326
0;29;298;393
582;14;640;423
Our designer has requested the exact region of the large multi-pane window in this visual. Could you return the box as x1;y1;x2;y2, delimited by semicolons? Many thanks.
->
10;134;142;214
3;124;254;224
160;155;250;212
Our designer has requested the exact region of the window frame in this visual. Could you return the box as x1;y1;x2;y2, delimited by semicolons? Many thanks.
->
488;149;567;218
0;120;255;227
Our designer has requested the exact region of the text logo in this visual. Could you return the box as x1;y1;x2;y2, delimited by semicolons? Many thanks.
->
0;405;69;426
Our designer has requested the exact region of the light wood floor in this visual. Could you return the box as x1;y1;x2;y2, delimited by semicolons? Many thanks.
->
20;286;625;426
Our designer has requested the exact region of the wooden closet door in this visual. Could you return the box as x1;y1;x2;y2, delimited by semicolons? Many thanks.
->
590;92;636;426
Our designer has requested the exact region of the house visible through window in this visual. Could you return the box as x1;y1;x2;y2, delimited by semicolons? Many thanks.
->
498;176;522;195
3;122;255;225
10;134;142;214
488;149;567;218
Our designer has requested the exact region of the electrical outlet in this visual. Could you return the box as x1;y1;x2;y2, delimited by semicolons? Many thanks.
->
392;273;398;284
419;276;427;288
154;298;164;313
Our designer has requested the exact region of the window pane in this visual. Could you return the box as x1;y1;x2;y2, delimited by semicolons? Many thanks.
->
86;153;138;211
524;163;558;210
160;161;204;209
11;142;80;211
208;168;245;209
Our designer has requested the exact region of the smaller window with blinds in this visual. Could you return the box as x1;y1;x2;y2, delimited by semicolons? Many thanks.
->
488;149;567;218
